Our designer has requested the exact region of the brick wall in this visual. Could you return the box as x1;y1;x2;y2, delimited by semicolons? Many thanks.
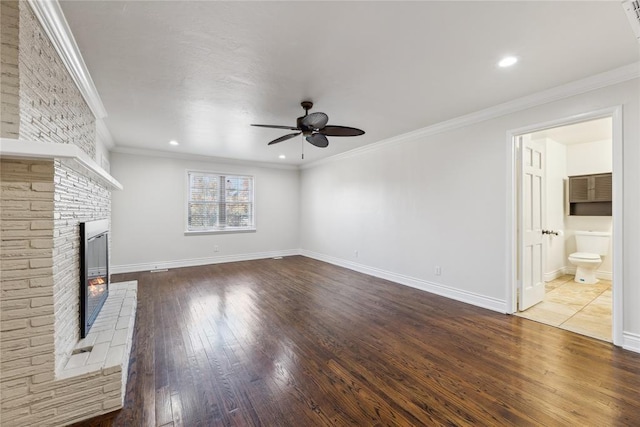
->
1;1;20;138
52;162;111;373
18;2;95;158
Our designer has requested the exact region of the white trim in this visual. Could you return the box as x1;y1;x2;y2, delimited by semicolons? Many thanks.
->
112;146;299;171
300;250;507;313
611;106;624;346
303;62;639;171
506;106;624;347
110;249;300;274
0;138;123;190
623;332;640;354
27;0;108;120
543;268;566;282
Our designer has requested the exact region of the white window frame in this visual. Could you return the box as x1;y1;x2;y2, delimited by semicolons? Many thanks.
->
185;170;256;235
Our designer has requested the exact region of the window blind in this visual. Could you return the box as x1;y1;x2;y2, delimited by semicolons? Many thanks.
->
187;171;254;231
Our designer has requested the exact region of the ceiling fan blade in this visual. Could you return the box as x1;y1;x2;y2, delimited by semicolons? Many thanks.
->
267;132;301;145
252;124;299;131
319;125;365;137
306;133;329;148
301;112;329;129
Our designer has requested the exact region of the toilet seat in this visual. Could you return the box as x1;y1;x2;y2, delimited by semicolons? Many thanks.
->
569;252;600;261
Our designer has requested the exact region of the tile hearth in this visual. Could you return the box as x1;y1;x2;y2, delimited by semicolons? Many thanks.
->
59;281;137;380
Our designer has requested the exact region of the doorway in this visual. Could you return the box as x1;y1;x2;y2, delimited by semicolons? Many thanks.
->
507;107;623;345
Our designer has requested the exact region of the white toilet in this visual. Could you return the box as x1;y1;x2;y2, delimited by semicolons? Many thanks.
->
568;231;610;284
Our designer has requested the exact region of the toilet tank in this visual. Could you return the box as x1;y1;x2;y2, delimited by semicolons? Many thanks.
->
574;231;610;255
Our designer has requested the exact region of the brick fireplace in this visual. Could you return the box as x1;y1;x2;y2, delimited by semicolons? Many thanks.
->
1;1;133;425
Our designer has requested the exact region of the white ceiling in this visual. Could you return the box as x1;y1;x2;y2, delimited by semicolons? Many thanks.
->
58;1;639;166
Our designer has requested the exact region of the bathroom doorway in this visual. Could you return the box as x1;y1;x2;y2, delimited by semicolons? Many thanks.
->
508;108;623;345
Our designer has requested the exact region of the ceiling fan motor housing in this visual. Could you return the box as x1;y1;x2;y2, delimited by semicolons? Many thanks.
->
296;116;313;135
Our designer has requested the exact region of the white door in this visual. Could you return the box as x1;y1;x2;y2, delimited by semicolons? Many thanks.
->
519;136;545;310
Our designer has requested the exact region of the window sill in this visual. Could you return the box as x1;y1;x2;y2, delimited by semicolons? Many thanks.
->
184;228;257;236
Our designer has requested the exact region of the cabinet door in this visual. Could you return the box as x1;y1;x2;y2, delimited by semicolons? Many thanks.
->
592;173;612;201
569;176;590;202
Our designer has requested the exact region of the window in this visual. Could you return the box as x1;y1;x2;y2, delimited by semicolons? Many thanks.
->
187;171;255;232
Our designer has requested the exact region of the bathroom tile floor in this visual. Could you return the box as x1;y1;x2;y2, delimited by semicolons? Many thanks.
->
516;275;612;342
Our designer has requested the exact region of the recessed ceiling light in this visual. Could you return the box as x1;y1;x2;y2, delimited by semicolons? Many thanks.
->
169;140;179;146
279;154;286;159
498;56;518;68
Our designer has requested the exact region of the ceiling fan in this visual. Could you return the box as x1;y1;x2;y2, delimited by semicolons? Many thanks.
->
251;101;365;148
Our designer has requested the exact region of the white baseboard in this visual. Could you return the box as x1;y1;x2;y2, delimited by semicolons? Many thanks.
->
562;266;612;281
111;249;301;274
544;268;566;282
623;332;640;354
300;250;507;313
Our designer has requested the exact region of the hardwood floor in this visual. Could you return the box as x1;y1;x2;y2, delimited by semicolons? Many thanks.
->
73;256;640;426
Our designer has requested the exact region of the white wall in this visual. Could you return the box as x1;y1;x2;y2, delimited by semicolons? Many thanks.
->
299;78;640;340
566;139;612;176
542;137;567;279
110;152;300;271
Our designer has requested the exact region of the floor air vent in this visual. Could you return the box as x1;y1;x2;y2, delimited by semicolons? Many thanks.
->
623;0;640;41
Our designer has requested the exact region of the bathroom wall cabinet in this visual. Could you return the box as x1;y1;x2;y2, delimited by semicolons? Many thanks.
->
568;173;612;216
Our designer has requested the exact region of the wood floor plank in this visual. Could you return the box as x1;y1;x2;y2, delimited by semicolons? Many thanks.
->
72;256;640;426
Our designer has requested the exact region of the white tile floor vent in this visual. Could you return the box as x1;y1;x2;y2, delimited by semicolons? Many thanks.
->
623;0;640;41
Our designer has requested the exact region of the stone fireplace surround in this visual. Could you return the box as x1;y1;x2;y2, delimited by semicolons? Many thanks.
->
1;140;133;426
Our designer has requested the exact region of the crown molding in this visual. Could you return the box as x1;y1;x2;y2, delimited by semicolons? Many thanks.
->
302;62;640;170
27;0;108;120
112;146;300;171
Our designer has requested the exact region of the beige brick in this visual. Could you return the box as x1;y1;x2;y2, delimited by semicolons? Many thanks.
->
2;266;51;280
29;334;53;347
31;201;54;211
1;220;29;230
2;356;32;372
0;278;29;291
30;239;53;249
0;259;29;270
2;305;53;321
31;372;55;384
1;200;30;210
0;362;50;383
30;220;54;230
0;298;30;310
30;314;54;327
29;258;53;269
1;323;54;341
31;353;54;366
0;318;28;332
30;276;53;287
30;295;53;307
0;407;31;424
1;337;29;351
30;164;54;174
0;382;29;400
31;182;55;192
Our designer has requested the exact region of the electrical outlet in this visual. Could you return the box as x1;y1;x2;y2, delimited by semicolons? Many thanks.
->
435;266;442;276
354;250;359;258
214;245;219;252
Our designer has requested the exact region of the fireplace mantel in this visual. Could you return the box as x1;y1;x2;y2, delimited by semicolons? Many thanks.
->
0;138;123;191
